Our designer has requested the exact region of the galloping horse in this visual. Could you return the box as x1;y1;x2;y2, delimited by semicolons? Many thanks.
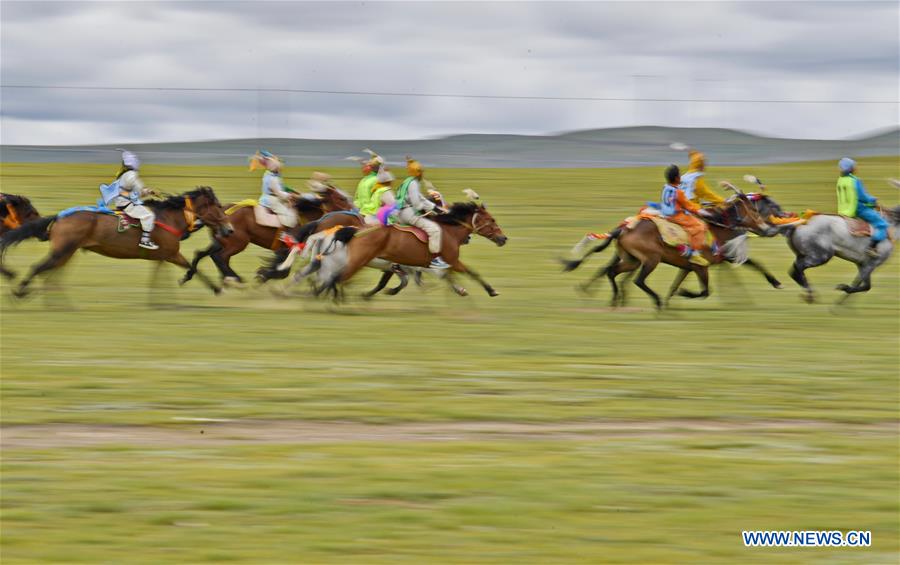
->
0;187;233;297
564;192;775;308
782;204;900;302
182;187;354;286
298;202;508;298
0;194;43;280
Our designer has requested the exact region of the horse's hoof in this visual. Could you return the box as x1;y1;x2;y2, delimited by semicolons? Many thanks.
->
487;289;499;297
386;288;401;296
773;283;783;289
801;292;816;304
575;284;592;296
223;277;246;289
835;284;851;292
212;287;223;295
457;288;469;297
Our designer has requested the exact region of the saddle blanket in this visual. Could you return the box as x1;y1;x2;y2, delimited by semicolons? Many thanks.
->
391;224;428;243
620;211;690;247
58;204;114;219
224;199;258;216
254;205;282;228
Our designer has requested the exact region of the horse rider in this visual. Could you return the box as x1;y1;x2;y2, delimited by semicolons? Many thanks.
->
661;164;713;266
393;157;450;269
99;150;160;250
681;149;726;206
359;167;397;225
836;157;888;258
354;151;383;212
251;150;297;233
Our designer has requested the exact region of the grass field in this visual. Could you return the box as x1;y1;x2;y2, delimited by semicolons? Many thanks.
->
1;158;898;563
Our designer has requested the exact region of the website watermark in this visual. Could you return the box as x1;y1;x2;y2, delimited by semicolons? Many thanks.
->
743;530;871;547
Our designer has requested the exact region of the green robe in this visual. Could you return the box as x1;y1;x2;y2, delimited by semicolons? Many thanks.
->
354;173;377;211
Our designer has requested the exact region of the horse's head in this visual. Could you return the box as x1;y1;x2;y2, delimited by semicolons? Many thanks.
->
190;187;234;237
466;203;507;246
721;185;777;237
1;194;40;230
322;186;354;212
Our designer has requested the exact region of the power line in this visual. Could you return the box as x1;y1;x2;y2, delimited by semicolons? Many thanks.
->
1;84;896;105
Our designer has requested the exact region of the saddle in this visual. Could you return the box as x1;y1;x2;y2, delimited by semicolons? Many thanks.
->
390;224;429;243
620;210;690;248
841;216;873;238
254;206;283;228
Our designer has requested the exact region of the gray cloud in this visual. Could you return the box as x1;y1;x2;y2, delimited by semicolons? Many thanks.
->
1;1;897;145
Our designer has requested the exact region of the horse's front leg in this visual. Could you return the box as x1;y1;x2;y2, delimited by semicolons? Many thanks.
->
742;257;782;289
167;252;222;295
363;270;394;299
666;268;691;304
452;260;498;297
181;240;221;285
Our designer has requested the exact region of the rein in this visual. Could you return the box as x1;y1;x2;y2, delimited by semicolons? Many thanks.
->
153;196;203;238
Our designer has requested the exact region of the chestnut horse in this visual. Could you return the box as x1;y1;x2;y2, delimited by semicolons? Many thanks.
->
301;202;508;298
182;187;354;286
564;193;776;309
0;187;233;297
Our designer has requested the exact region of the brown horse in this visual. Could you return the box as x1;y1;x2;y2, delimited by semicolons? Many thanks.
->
0;187;233;297
302;202;508;298
0;194;43;280
564;193;776;309
182;187;353;285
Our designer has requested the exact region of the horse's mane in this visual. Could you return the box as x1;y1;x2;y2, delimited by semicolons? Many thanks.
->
433;201;479;225
294;195;323;214
0;194;33;208
147;186;218;211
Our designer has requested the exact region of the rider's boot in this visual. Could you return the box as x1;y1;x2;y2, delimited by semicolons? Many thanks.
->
865;239;880;258
429;256;450;269
688;249;710;267
139;231;160;250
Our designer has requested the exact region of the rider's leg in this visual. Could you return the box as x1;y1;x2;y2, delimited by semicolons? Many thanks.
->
125;204;158;249
856;207;889;257
671;214;709;266
405;212;448;269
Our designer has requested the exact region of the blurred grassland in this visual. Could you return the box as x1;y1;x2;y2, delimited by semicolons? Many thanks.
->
1;158;898;563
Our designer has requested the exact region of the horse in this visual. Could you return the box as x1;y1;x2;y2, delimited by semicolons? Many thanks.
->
0;187;233;297
563;192;776;309
295;202;508;299
781;205;900;302
180;186;354;286
256;191;450;297
0;194;43;279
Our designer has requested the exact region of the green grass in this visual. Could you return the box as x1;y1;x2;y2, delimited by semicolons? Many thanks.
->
1;158;898;563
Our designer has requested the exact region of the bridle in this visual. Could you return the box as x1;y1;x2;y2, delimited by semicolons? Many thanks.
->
2;203;22;230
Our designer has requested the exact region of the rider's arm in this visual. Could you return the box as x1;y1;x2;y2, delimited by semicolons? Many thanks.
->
267;174;291;200
406;179;435;213
118;170;147;196
855;178;877;205
379;190;396;207
676;189;702;214
693;176;725;204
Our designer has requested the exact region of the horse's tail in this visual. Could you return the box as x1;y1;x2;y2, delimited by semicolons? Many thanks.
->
560;228;621;272
294;220;321;244
0;215;56;279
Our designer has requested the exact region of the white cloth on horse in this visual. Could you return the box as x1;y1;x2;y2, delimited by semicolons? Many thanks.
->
112;197;155;232
259;171;297;228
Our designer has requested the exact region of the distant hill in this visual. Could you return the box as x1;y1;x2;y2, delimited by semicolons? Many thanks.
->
2;126;897;168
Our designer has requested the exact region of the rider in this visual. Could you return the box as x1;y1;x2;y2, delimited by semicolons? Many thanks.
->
393;157;449;269
361;167;397;225
354;152;382;212
661;164;712;266
251;150;297;232
681;150;726;206
100;150;159;250
836;157;888;258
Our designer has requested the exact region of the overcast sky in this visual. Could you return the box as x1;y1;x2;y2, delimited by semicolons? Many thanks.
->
1;0;898;145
